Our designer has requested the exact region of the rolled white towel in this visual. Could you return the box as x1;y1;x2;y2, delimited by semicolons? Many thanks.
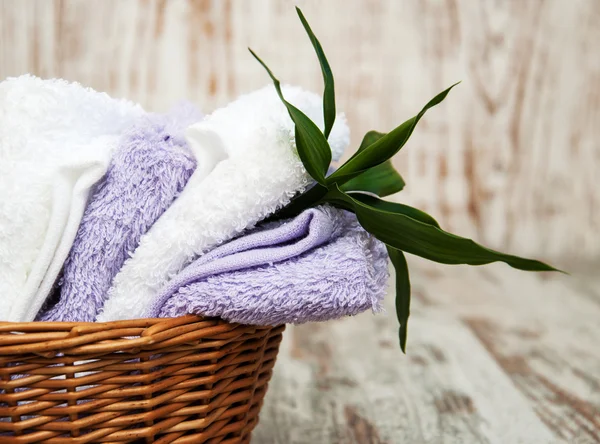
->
98;84;350;322
0;75;144;321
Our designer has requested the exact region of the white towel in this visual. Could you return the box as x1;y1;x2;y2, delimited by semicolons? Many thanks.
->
98;84;350;322
0;75;143;321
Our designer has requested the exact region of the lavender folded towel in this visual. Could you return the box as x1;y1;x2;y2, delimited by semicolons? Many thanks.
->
37;104;201;322
151;206;389;325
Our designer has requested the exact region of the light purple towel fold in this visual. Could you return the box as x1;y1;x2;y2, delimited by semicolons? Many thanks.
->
37;104;201;322
152;206;389;325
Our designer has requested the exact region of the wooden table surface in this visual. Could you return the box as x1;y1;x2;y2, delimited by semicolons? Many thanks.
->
1;2;598;442
253;260;600;443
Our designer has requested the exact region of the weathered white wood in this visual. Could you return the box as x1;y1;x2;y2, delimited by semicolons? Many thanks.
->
1;0;598;264
254;297;558;443
253;265;600;443
407;260;600;443
1;1;599;442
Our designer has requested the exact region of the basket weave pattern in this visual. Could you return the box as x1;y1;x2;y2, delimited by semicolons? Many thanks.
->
0;315;283;443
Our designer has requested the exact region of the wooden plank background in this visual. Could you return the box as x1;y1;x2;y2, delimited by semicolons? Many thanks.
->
2;1;600;443
252;262;600;443
1;0;598;267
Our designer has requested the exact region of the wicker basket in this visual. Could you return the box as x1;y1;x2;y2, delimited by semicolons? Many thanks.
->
0;315;284;443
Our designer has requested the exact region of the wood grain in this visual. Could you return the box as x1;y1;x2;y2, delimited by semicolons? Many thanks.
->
1;1;599;442
1;0;598;265
253;262;600;443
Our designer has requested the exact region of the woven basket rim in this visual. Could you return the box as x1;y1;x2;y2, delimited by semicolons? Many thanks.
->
0;315;284;443
0;315;280;357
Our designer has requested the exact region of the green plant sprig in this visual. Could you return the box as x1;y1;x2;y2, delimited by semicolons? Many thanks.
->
249;7;560;353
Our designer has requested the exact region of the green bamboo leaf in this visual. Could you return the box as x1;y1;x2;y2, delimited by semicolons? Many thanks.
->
348;130;385;159
324;185;560;272
249;48;332;184
348;193;440;228
341;131;405;197
276;184;329;219
341;163;405;197
387;246;411;353
327;83;460;185
296;7;336;139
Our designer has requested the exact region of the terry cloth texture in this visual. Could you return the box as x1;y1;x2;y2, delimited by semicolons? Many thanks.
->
37;104;201;322
155;206;390;325
98;85;350;322
0;74;143;321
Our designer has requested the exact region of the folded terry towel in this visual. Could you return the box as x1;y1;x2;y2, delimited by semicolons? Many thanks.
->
36;104;202;322
0;75;143;322
98;85;350;322
154;206;389;325
147;205;338;317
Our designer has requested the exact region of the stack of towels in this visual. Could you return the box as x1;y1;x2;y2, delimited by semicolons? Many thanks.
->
0;75;389;325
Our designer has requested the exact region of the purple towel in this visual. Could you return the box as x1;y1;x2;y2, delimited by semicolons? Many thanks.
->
37;104;201;322
151;206;389;325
